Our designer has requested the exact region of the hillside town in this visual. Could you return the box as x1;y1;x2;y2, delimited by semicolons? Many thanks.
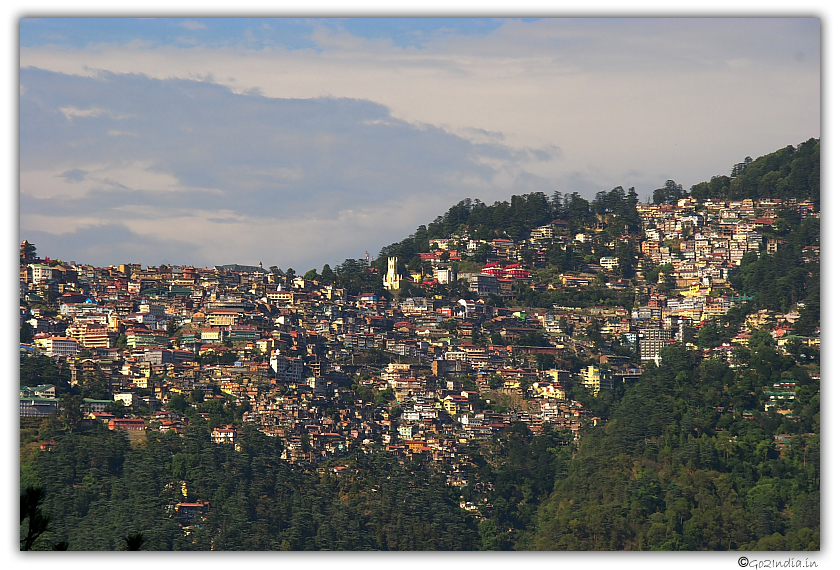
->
20;194;820;482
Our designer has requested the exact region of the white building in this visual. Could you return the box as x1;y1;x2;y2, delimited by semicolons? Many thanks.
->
114;393;136;408
435;267;456;285
30;264;54;285
383;257;401;291
599;257;620;270
35;335;79;357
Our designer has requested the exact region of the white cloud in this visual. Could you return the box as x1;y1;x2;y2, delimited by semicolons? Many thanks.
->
20;19;819;191
19;68;539;267
22;213;115;234
180;20;207;31
18;18;820;270
20;161;221;202
310;24;369;51
59;105;108;120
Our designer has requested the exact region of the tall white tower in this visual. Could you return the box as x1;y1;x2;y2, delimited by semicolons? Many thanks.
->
383;256;401;291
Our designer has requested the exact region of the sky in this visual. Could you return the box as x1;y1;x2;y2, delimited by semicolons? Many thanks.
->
18;16;821;272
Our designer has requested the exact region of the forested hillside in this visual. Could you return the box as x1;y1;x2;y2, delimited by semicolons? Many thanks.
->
689;138;819;205
375;186;639;269
730;215;820;336
374;138;819;270
530;346;819;550
21;409;579;550
21;426;481;550
21;139;819;550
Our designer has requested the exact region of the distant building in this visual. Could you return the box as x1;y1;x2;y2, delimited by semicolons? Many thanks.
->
109;418;146;432
435;266;456;285
468;274;500;297
114;393;136;408
579;365;613;395
35;335;79;357
30;264;54;285
174;501;210;526
211;425;243;451
599;257;619;271
640;338;668;364
20;384;56;399
383;257;401;291
20;397;59;418
214;264;267;274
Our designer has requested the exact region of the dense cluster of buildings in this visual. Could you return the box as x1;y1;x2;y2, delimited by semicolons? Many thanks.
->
19;195;818;468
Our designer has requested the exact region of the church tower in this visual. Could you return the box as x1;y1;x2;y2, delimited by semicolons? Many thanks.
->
383;257;401;291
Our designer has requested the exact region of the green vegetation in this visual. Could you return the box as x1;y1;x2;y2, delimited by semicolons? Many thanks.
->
20;486;52;550
689;138;819;205
22;342;817;551
19;354;72;393
729;216;820;335
531;346;819;551
20;426;481;550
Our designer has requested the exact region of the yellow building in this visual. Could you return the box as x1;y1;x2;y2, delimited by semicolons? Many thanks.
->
206;310;240;327
580;365;613;395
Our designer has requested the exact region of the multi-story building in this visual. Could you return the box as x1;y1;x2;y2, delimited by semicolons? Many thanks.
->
35;335;79;357
30;264;54;285
579;365;613;395
205;310;241;327
468;274;500;297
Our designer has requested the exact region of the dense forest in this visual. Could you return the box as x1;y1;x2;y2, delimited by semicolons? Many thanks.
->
21;139;820;550
374;186;639;269
730;215;820;336
689;138;820;206
530;346;819;551
19;342;820;551
22;425;481;550
21;410;575;550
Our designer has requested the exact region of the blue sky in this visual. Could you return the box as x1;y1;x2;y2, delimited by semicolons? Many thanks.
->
18;17;821;271
20;18;509;51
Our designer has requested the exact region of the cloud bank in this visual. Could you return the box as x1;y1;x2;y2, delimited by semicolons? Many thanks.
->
20;67;561;269
19;18;820;270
